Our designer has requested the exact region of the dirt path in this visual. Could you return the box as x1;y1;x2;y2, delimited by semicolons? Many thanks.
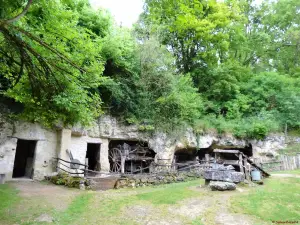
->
10;180;80;210
182;186;265;225
122;185;266;225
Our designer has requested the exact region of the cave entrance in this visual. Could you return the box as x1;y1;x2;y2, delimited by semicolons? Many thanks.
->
108;140;156;174
174;148;198;171
13;139;37;178
86;143;101;171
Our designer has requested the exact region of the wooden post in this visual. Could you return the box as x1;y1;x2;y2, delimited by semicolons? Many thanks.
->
239;153;243;173
85;158;88;177
205;154;209;167
244;158;250;181
121;155;125;174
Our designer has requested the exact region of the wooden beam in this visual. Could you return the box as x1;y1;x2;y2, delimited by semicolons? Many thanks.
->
213;149;240;154
244;158;250;181
239;153;243;173
205;154;210;166
85;158;88;177
223;160;239;165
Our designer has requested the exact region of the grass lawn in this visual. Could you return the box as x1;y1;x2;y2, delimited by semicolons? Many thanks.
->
1;177;299;225
271;169;300;175
231;177;300;223
0;184;19;221
0;180;205;225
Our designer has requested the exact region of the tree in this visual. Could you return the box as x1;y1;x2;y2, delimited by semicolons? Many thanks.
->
0;0;105;126
141;0;237;74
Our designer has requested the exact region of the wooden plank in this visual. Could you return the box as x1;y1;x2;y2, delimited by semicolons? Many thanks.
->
244;158;250;181
240;152;271;177
223;160;239;165
85;158;88;177
205;154;210;166
239;154;243;173
213;149;240;154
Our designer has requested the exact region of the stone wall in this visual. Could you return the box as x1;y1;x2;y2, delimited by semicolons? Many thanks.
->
114;171;202;189
0;117;57;180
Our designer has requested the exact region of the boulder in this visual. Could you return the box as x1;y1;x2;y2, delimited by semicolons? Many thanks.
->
209;181;236;191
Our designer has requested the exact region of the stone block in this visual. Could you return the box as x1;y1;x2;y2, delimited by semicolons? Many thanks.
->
204;170;244;183
209;181;236;191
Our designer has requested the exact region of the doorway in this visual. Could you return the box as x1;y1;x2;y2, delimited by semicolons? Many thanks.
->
13;139;37;178
86;143;101;171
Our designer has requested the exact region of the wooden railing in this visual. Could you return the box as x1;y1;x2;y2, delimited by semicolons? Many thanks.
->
53;157;87;176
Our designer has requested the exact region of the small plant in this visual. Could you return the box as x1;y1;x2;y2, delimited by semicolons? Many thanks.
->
47;173;84;188
138;124;155;132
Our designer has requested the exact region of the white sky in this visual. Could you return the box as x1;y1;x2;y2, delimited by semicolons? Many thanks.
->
89;0;263;27
89;0;144;27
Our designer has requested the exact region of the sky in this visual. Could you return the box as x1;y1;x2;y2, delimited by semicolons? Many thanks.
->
89;0;144;27
89;0;263;27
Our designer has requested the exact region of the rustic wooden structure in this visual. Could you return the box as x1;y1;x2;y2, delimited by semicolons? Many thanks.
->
54;157;87;176
212;149;270;180
109;143;155;174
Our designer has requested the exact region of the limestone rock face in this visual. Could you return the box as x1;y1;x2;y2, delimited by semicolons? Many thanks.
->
204;170;244;183
250;135;286;159
70;115;295;164
209;181;236;191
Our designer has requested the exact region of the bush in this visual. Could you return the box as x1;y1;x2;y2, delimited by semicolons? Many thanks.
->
47;173;83;188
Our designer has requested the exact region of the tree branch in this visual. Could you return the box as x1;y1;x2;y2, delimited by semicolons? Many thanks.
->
4;0;33;24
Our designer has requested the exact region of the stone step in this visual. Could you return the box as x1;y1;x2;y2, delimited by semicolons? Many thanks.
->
88;177;119;191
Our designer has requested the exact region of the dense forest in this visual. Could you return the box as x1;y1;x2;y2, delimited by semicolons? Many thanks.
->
0;0;299;139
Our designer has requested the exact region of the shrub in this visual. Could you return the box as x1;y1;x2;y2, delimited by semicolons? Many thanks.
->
48;173;83;188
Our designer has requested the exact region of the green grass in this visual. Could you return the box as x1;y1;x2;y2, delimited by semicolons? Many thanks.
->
136;179;202;205
0;179;204;225
73;179;204;225
190;217;204;225
231;177;300;222
0;184;19;220
8;178;300;225
271;169;300;175
55;193;93;225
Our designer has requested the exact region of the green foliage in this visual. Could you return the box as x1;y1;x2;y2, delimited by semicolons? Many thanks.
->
155;75;203;129
48;173;83;188
137;0;300;136
0;0;106;127
1;0;300;137
143;0;234;74
195;111;279;140
138;125;155;132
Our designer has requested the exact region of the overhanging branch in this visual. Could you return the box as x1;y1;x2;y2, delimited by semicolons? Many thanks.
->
3;0;33;24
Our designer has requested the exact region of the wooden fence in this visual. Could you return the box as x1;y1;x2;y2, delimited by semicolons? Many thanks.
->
254;154;300;172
